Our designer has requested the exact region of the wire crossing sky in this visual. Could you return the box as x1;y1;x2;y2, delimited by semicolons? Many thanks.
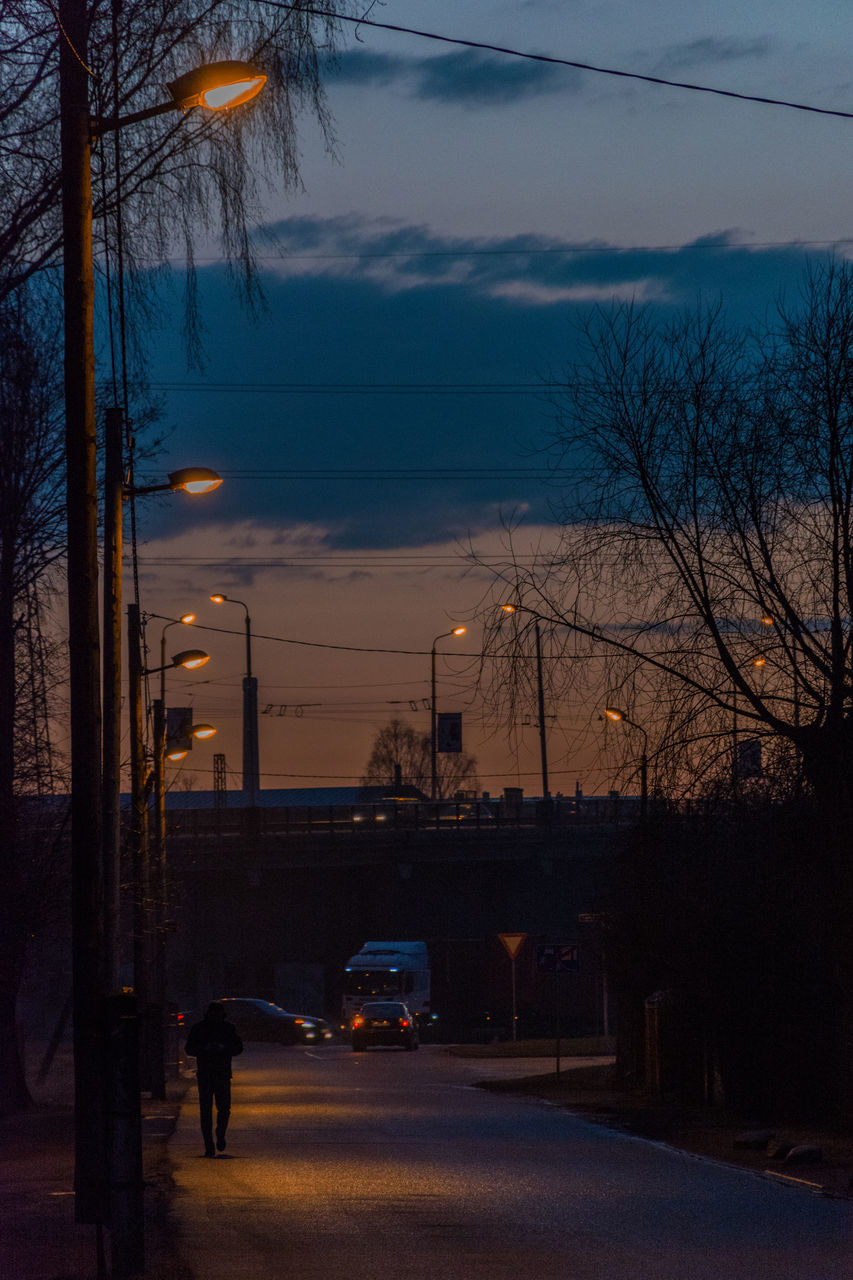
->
268;3;853;118
139;0;853;794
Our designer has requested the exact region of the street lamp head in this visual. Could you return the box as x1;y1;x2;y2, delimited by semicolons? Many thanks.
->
603;707;624;723
209;593;227;604
179;613;196;625
761;615;774;626
168;467;223;495
167;61;267;113
191;724;217;739
501;604;516;614
166;746;189;762
452;626;466;637
171;649;210;670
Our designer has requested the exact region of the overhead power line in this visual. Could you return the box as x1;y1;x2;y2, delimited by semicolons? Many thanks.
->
267;3;853;121
149;383;549;395
135;466;556;480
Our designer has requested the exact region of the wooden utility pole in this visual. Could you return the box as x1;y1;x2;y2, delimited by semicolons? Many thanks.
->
59;0;108;1233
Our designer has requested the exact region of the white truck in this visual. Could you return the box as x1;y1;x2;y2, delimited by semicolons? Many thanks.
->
342;941;431;1027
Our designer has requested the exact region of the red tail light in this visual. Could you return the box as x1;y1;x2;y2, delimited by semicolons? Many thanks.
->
352;1016;364;1028
399;1018;410;1027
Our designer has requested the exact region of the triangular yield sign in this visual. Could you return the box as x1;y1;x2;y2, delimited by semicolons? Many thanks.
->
498;932;526;960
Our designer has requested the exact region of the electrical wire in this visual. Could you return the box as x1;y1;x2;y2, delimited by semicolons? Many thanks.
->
266;3;853;121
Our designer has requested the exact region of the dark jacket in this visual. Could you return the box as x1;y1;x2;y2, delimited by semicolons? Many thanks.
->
185;1014;244;1078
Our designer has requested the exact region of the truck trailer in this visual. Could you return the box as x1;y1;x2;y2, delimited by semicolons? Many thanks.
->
341;941;430;1026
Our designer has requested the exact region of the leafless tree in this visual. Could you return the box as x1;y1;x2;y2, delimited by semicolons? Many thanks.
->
361;718;480;801
478;262;853;808
1;0;353;341
474;260;853;1117
0;0;354;1113
0;288;69;1111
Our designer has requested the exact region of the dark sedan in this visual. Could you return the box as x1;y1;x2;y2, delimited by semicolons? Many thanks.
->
351;1001;419;1051
215;998;333;1045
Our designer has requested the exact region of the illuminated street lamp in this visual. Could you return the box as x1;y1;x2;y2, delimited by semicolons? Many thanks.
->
127;609;210;1099
134;467;224;496
103;439;220;995
165;723;217;762
430;626;466;801
94;61;268;135
603;707;648;819
210;594;259;803
145;611;215;1099
59;1;266;1240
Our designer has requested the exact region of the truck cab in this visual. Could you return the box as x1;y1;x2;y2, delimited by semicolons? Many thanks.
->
342;941;430;1027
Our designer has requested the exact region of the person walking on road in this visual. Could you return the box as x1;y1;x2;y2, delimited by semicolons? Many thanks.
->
185;1001;244;1157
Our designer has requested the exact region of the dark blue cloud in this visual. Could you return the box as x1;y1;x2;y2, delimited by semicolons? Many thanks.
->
324;48;406;88
325;47;573;106
414;48;574;105
653;35;774;73
138;218;830;554
258;215;818;314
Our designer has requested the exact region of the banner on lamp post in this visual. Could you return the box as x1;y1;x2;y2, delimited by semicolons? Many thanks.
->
436;711;462;752
166;706;192;756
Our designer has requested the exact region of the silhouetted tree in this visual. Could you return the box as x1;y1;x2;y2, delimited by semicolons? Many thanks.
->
477;261;853;1119
2;0;353;335
0;289;69;1112
362;718;480;800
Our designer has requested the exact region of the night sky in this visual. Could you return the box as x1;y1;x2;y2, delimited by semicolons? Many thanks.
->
119;0;853;798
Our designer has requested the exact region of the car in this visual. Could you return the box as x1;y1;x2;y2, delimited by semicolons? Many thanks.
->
211;998;332;1045
351;1000;419;1051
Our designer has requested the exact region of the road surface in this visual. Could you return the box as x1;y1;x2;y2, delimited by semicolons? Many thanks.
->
170;1044;852;1279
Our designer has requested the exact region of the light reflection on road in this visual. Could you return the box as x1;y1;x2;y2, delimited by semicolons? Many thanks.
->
172;1044;852;1280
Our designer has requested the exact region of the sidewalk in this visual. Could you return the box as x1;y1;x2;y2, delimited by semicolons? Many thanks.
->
0;1041;190;1280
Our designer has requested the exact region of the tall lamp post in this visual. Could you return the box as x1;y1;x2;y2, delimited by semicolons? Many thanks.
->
603;707;648;819
500;605;552;804
148;613;198;1095
151;614;198;896
127;619;209;1095
210;594;259;803
58;26;265;1235
103;466;221;993
430;626;466;801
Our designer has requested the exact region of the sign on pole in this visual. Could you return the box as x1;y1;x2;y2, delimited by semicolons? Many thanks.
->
436;711;462;752
498;933;526;1042
535;943;580;974
498;932;526;959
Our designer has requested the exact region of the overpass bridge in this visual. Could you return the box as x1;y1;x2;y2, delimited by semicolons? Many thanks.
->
165;797;637;1037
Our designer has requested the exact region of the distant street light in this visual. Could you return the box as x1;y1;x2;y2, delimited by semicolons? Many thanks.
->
149;612;216;1101
603;707;648;819
165;723;217;762
103;430;220;994
210;594;259;803
149;613;195;1010
430;626;466;801
127;607;210;1100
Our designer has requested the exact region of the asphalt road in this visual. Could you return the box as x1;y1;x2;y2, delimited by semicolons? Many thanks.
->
170;1044;852;1279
